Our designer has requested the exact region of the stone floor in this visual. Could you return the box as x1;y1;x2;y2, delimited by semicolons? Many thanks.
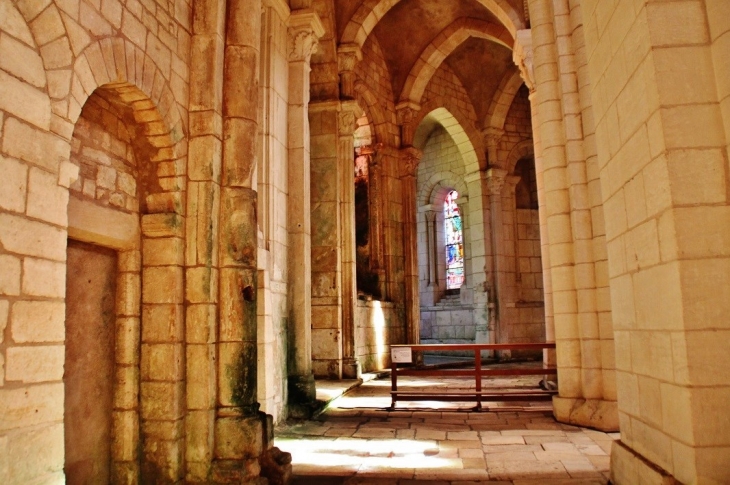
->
276;372;618;484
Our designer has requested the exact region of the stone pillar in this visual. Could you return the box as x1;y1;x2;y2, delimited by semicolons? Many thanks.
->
400;147;422;346
339;100;363;378
425;209;438;287
462;171;491;348
286;10;323;414
528;0;618;433
139;213;186;483
573;0;730;482
368;148;387;298
213;0;267;480
515;25;557;371
186;0;226;481
486;168;507;349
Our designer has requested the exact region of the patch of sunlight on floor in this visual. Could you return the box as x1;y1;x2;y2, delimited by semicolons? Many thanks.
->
277;437;456;469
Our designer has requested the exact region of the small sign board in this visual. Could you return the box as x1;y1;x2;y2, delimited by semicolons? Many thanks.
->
391;346;412;363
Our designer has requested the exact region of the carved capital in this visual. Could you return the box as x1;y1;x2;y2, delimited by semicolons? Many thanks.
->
338;100;363;135
396;101;420;126
400;147;422;177
504;175;521;195
513;29;535;93
486;168;508;196
483;127;505;148
338;44;363;99
287;10;325;63
396;101;421;147
338;43;362;73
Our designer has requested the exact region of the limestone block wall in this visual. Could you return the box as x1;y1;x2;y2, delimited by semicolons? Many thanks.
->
576;0;730;482
257;3;290;422
515;209;543;303
416;126;480;343
0;0;191;482
355;299;402;372
69;92;139;212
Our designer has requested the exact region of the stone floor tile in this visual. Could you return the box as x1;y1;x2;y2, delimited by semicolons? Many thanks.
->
541;442;580;453
397;428;417;439
439;439;483;449
588;455;610;471
595;440;613;454
500;429;566;436
482;444;541;454
352;428;396;439
415;429;446;440
461;458;486;469
414;469;490;481
487;461;569;480
523;435;570;445
480;435;525;445
458;448;485;459
575;444;607;456
534;451;586;462
447;431;480;441
324;428;357;437
484;451;537;463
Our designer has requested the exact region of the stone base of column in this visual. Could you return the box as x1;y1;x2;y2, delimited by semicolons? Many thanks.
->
342;358;361;379
552;396;619;432
287;373;317;418
211;413;272;484
610;440;678;484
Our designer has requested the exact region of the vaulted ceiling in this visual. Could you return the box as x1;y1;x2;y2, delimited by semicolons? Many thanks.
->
334;0;527;125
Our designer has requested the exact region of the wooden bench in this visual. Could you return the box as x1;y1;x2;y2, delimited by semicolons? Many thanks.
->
389;342;557;411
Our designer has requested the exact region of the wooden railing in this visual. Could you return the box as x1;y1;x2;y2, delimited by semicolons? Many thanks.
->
389;342;557;411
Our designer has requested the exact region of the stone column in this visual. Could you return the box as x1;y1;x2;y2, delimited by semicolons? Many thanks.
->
515;25;557;371
213;0;267;480
339;100;363;378
455;196;470;293
502;175;522;348
400;147;422;345
425;209;438;287
368;148;387;298
286;10;323;414
186;0;226;481
486;168;507;348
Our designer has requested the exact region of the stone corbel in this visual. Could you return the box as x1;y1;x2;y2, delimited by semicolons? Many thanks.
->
396;101;421;147
400;146;423;178
338;43;363;99
287;10;325;63
513;29;535;93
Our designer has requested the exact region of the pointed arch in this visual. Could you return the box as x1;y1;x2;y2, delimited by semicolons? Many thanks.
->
399;18;513;105
340;0;524;48
354;80;396;147
413;99;486;173
484;68;524;132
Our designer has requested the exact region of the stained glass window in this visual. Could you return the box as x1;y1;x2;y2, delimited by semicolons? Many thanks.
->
444;190;464;290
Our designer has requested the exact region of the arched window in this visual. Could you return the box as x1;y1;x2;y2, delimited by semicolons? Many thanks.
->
444;190;464;289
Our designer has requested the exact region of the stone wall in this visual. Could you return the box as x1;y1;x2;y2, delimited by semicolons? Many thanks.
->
355;299;402;372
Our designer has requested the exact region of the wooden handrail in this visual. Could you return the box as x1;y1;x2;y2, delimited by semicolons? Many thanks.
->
389;342;557;411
